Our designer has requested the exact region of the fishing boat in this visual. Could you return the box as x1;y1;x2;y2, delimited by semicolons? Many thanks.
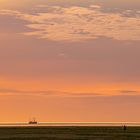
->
28;118;38;124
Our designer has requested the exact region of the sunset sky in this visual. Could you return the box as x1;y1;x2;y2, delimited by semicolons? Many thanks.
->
0;0;140;123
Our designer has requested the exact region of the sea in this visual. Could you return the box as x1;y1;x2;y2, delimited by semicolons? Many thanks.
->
0;122;140;127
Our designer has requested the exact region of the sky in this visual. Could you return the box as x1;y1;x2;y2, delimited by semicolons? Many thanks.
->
0;0;140;123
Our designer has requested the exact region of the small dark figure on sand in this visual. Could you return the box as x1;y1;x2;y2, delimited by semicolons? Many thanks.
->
123;125;127;131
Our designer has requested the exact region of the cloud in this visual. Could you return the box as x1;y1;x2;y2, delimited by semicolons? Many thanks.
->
0;88;103;97
93;0;140;10
119;90;139;94
0;5;140;41
0;87;139;97
0;88;54;96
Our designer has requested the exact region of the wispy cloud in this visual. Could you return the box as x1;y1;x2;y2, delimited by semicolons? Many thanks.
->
0;5;140;41
0;88;102;97
0;88;139;97
119;90;139;95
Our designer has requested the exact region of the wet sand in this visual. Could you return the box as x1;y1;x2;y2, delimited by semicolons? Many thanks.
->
0;126;140;140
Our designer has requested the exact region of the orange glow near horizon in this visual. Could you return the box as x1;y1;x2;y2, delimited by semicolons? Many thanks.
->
0;77;140;95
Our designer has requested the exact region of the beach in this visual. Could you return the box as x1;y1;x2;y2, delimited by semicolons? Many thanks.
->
0;126;140;140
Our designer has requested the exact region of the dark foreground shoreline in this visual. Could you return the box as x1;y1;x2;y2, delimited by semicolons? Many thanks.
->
0;126;140;140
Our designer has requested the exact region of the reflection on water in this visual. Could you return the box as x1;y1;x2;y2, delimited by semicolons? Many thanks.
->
0;122;140;127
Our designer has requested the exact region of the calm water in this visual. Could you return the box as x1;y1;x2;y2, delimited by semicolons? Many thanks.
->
0;122;140;127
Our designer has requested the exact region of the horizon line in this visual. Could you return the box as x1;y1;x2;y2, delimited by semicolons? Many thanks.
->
1;122;140;124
